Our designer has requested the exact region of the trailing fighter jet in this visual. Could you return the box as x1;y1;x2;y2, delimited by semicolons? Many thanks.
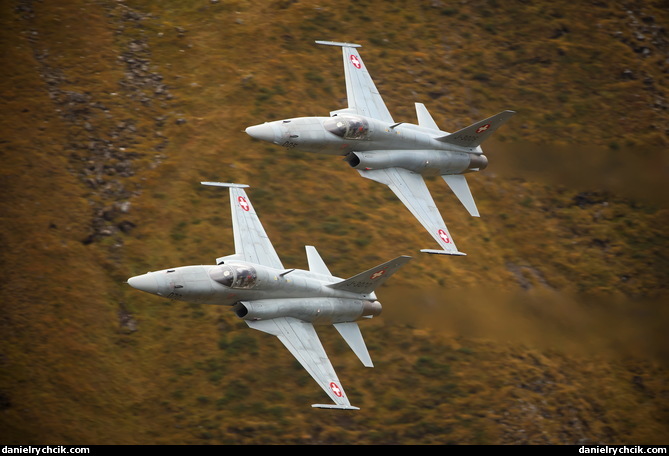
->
246;41;515;255
127;182;411;410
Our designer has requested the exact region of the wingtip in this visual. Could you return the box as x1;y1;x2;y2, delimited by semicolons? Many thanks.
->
312;404;361;411
201;181;250;188
420;249;467;256
315;40;362;48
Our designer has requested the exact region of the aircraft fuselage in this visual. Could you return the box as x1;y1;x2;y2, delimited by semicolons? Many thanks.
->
246;115;488;176
128;261;381;324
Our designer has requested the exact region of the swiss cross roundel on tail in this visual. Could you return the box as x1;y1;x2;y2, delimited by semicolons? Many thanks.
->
350;54;362;69
238;196;250;211
476;123;491;134
370;268;387;280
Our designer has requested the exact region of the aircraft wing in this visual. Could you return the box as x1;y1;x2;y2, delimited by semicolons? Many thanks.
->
201;182;284;269
358;168;466;256
316;41;394;123
246;315;359;410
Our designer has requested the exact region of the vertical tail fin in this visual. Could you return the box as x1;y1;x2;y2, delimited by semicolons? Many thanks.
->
436;110;516;149
326;256;412;294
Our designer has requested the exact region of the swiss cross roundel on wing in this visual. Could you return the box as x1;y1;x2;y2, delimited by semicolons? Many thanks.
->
329;382;343;397
438;229;451;244
238;196;250;211
350;54;362;69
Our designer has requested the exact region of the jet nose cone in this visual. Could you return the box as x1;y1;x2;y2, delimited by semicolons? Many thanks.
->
245;123;277;143
127;273;159;295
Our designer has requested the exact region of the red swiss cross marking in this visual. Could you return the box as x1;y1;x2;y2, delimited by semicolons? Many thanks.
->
476;123;491;134
330;382;343;397
238;196;250;211
350;55;362;69
438;229;451;244
370;269;386;280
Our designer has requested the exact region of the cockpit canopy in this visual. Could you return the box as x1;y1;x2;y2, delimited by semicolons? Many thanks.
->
209;262;258;289
324;116;370;140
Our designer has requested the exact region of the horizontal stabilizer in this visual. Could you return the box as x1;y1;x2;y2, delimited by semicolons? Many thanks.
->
327;256;412;294
442;174;479;217
436;110;516;149
415;102;439;131
305;245;332;276
312;404;360;410
333;322;373;367
420;249;467;256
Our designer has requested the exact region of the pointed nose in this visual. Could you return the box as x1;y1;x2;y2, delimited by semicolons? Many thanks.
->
245;123;277;143
128;273;159;295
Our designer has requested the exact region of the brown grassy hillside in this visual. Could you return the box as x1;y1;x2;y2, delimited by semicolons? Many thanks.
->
1;0;668;444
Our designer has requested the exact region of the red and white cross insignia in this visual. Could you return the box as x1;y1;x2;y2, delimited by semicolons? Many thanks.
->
329;382;343;397
370;269;386;280
476;123;491;134
350;55;362;69
238;196;250;211
438;229;451;244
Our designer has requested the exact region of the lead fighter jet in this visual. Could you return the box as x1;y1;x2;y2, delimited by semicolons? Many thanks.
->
246;41;515;255
127;182;411;410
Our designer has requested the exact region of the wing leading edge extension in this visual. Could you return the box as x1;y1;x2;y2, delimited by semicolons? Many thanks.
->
357;168;466;256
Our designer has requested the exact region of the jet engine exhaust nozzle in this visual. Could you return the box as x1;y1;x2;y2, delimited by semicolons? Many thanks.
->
469;154;488;171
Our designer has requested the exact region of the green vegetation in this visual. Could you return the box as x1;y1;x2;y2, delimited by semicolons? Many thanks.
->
1;0;667;445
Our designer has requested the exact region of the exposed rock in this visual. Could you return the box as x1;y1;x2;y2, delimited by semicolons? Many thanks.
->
118;304;138;333
506;262;552;290
19;1;180;245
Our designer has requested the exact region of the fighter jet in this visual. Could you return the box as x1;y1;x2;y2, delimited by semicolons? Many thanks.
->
127;182;411;410
246;41;515;255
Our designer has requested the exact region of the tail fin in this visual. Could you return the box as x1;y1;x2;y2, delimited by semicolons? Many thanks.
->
436;110;515;149
327;256;412;294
